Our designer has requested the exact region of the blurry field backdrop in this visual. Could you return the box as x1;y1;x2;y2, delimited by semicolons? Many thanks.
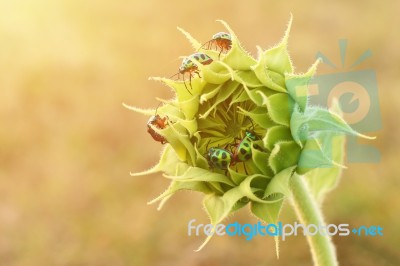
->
0;0;399;265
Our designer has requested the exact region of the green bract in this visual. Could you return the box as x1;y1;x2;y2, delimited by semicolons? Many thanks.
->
125;16;374;253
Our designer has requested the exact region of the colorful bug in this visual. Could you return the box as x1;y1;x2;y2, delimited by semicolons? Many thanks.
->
200;32;232;59
171;53;213;93
147;106;168;144
207;147;233;170
232;131;257;163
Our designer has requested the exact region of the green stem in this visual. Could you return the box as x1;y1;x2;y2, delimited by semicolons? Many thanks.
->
290;174;338;266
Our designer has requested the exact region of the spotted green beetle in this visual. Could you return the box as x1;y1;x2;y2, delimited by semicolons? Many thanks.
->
233;131;257;163
172;52;213;94
207;147;233;170
201;32;232;59
179;53;213;73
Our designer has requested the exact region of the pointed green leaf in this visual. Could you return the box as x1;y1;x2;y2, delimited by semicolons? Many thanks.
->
229;87;250;107
198;186;247;251
154;122;195;164
265;166;296;197
291;106;375;146
232;70;263;87
285;59;320;111
228;168;247;185
171;117;197;137
190;57;232;85
267;70;286;88
303;134;345;203
265;93;295;126
199;81;240;119
252;51;287;93
200;84;223;104
251;15;293;93
251;201;283;226
297;132;346;175
250;200;283;259
260;15;293;74
263;125;293;150
197;115;225;130
252;147;273;176
242;85;266;106
237;106;276;130
269;141;301;174
239;174;277;203
177;27;201;50
131;145;179;177
178;94;200;120
148;180;211;209
165;166;235;187
150;77;205;101
194;144;209;169
122;103;155;116
217;20;258;70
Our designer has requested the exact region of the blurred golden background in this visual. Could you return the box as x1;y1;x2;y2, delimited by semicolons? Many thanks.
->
0;0;398;265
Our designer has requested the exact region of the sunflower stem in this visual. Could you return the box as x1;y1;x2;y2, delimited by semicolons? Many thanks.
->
289;174;338;266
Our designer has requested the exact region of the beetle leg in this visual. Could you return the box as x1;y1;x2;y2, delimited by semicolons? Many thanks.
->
243;162;248;175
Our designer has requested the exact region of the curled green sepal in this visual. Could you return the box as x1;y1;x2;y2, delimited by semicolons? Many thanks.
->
130;145;179;177
189;57;232;85
229;87;250;107
251;147;273;177
265;93;295;127
148;180;212;210
253;166;296;259
285;59;320;111
269;141;301;174
177;95;201;120
290;104;375;148
297;132;346;175
264;166;296;198
263;125;293;151
217;20;257;70
231;70;263;88
150;77;204;103
177;27;202;50
197;187;247;251
199;81;241;119
122;103;155;116
250;201;283;259
263;14;293;74
237;106;276;130
303;134;345;203
200;84;224;104
148;122;194;163
251;15;293;92
164;166;235;187
176;117;198;137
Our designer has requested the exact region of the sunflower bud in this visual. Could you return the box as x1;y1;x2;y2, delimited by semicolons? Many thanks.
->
125;15;374;252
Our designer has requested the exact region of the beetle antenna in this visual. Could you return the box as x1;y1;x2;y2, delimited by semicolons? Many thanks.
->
154;102;163;115
169;72;180;80
199;40;213;51
245;116;255;131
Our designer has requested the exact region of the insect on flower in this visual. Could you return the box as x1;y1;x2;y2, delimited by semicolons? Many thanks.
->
128;18;375;262
207;147;233;170
200;32;232;59
171;53;213;94
232;131;257;163
147;105;169;144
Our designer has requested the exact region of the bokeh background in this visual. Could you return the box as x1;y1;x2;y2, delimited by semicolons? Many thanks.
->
0;0;398;265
